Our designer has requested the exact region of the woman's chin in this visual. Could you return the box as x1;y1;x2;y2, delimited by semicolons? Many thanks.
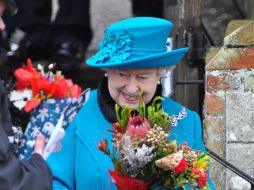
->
119;101;138;109
117;98;137;109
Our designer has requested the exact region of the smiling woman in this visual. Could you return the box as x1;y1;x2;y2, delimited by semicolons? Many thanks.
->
46;17;215;190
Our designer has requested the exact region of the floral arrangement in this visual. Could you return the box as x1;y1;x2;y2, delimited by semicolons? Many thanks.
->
9;59;89;159
10;58;81;112
98;96;210;190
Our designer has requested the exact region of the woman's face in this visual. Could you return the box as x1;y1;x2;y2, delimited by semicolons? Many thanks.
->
107;68;160;109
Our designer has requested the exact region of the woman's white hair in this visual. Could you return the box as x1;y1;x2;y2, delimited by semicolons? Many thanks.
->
158;66;176;78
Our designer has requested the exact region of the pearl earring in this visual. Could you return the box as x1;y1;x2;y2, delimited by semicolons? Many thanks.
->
157;80;160;85
105;73;108;77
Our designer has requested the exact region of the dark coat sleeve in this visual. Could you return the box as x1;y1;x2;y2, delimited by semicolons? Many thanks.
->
0;81;13;137
0;81;52;190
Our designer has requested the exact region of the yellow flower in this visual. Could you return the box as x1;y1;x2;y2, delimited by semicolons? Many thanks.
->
193;155;210;170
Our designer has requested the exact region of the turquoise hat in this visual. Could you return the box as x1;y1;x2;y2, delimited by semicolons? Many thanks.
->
86;17;189;69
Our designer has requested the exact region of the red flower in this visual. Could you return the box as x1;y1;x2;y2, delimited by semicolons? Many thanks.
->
197;172;208;188
69;84;82;98
108;170;152;190
174;157;188;173
51;76;69;98
98;139;108;154
31;76;52;97
113;122;121;132
13;58;82;112
24;98;41;112
14;58;41;90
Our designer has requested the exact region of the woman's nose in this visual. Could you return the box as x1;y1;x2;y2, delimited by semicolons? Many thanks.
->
125;78;139;94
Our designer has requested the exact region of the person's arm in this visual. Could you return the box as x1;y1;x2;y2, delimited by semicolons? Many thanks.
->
46;121;77;190
0;80;52;190
0;126;52;190
0;81;12;138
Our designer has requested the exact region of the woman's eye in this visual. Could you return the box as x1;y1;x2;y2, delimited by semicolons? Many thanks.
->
137;76;148;80
118;73;128;77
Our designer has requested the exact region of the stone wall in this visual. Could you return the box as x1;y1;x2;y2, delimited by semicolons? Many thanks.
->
204;20;254;190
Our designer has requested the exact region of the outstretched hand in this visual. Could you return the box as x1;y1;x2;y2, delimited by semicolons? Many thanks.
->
34;134;47;157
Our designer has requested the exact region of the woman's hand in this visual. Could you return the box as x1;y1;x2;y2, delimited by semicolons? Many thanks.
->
34;134;47;157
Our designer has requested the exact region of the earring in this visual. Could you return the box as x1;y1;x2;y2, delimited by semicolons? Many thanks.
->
157;80;160;85
104;73;108;77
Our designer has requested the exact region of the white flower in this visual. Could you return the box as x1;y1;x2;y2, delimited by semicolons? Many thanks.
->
9;89;32;110
48;63;54;70
37;64;43;71
121;135;155;177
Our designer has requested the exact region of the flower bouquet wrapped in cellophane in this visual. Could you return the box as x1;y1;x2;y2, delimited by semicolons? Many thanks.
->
9;59;90;159
98;96;211;190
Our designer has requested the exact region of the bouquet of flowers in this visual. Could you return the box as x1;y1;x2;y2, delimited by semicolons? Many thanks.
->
9;59;89;159
98;96;210;190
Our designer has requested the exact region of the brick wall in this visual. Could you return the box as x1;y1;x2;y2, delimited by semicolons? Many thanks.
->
204;20;254;190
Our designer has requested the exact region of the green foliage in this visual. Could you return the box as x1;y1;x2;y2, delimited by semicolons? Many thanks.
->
114;160;126;175
147;96;172;128
115;95;172;132
156;147;175;158
115;104;132;132
137;101;146;118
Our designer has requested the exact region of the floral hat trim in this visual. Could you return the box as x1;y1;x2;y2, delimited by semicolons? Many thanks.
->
89;29;133;64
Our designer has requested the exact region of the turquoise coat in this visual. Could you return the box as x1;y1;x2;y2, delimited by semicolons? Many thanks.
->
47;90;215;190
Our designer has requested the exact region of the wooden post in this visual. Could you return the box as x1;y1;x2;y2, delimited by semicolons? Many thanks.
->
245;0;254;19
164;0;204;115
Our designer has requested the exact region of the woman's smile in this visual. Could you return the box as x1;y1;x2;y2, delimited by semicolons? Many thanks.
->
120;91;139;102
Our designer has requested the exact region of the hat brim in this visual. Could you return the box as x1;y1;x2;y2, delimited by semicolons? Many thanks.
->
86;47;189;69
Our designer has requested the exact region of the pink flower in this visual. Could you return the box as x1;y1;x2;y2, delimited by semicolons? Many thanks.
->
126;116;151;138
191;167;208;188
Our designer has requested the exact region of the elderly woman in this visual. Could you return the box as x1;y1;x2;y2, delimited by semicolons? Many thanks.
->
47;17;215;189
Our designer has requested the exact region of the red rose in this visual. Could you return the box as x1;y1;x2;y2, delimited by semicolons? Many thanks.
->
174;157;188;173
